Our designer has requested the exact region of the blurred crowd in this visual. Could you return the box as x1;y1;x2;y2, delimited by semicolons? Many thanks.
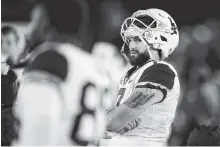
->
2;1;220;91
172;19;220;117
170;19;220;89
3;15;220;109
1;0;220;146
167;19;220;145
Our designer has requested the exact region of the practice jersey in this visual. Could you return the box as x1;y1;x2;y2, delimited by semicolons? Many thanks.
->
109;61;180;146
13;42;111;146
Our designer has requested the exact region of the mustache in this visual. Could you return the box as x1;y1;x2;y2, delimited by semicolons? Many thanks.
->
130;49;138;53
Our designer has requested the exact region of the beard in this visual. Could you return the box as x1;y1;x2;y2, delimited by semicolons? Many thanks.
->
128;50;150;66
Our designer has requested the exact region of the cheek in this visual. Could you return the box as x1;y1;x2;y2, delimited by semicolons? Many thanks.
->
138;44;147;53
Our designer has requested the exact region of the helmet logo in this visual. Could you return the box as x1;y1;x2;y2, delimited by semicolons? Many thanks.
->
158;22;166;29
168;17;177;35
143;31;153;39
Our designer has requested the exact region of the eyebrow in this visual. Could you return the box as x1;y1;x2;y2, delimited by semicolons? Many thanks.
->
127;36;138;40
133;36;140;40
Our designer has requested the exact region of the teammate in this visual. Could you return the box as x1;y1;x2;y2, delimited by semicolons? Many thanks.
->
12;0;111;146
105;8;180;146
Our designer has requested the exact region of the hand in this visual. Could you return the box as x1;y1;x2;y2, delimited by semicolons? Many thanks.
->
105;105;115;115
103;132;112;139
117;118;142;134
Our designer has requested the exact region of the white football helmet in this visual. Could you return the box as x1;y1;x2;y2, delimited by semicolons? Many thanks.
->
121;8;179;60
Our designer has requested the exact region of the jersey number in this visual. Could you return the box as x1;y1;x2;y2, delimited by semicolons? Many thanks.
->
71;82;96;146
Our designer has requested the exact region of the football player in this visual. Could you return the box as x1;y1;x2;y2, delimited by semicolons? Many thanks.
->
12;0;111;146
105;8;180;146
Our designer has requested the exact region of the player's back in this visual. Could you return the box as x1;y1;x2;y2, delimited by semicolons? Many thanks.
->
53;43;110;146
13;42;110;146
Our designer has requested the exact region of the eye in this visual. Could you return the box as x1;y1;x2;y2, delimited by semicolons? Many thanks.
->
133;37;142;42
126;38;131;44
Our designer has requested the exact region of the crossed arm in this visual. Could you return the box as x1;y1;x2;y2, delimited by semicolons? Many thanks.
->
106;86;164;133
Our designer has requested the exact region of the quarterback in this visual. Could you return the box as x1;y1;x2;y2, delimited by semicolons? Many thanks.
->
106;8;180;146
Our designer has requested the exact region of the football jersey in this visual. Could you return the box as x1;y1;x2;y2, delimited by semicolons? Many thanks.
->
13;42;111;146
108;60;180;146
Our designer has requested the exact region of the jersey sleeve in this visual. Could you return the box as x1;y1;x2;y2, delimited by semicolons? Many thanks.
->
136;63;176;103
25;49;68;82
137;63;175;89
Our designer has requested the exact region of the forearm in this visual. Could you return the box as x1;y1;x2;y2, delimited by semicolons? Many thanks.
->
106;87;162;133
106;104;136;132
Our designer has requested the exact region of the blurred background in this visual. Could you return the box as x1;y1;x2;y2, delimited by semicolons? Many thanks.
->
2;0;220;81
1;0;220;145
2;0;220;126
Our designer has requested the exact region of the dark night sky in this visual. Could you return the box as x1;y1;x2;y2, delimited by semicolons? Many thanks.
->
2;0;220;27
123;0;220;27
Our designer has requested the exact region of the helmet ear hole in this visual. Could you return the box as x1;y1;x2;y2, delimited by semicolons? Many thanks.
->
160;35;167;42
158;49;162;59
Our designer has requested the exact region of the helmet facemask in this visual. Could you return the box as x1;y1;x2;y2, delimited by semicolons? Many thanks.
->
121;12;170;61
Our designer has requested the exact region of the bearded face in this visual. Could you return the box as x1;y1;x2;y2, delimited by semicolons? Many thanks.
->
128;49;150;66
126;37;151;66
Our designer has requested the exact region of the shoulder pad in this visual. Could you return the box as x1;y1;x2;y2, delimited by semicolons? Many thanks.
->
25;49;68;81
138;62;176;90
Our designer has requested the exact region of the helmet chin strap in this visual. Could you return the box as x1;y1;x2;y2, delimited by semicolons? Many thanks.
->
139;36;166;61
120;43;131;64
